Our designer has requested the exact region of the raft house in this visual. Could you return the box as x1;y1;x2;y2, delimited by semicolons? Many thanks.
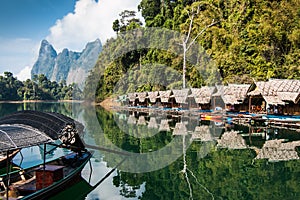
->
118;79;300;117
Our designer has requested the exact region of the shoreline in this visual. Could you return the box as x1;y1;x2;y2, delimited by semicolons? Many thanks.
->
0;100;84;104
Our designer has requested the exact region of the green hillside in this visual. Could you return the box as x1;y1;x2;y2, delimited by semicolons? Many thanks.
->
85;0;300;102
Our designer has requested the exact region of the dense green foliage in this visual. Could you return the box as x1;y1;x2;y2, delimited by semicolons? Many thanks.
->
85;0;300;102
0;72;82;101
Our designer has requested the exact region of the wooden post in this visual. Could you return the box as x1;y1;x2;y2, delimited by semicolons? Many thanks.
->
6;150;9;200
249;96;252;113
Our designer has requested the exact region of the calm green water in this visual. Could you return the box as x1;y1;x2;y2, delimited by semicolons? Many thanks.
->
1;102;300;200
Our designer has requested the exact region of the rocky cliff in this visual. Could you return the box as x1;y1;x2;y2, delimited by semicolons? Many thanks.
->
31;39;102;88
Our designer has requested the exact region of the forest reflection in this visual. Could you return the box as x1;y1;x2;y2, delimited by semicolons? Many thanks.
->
83;107;300;200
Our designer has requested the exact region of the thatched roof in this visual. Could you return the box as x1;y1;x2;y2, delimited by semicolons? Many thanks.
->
148;117;158;129
127;115;137;124
127;93;137;102
147;91;159;103
213;84;251;104
191;126;213;141
158;90;172;103
255;139;300;161
0;110;85;152
189;87;215;104
137;115;146;125
136;92;147;103
159;119;170;132
171;89;190;104
217;130;247;149
172;122;188;135
248;79;300;104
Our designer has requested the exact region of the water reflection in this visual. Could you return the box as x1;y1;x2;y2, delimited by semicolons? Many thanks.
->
85;108;300;199
1;102;300;199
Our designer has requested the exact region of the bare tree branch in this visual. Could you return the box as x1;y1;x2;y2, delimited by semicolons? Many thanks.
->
187;19;219;51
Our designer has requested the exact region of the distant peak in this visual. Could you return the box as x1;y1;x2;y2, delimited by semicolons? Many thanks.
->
41;39;50;46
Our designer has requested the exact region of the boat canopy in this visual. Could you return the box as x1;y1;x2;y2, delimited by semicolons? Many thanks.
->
0;110;85;152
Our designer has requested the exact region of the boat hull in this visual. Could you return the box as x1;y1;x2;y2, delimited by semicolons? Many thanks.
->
20;151;92;200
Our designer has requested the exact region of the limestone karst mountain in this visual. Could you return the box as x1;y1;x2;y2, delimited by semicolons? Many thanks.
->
31;39;102;88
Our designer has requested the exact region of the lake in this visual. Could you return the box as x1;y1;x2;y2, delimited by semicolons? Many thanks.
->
1;102;300;200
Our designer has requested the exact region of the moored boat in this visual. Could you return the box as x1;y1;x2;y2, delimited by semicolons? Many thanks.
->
0;110;92;200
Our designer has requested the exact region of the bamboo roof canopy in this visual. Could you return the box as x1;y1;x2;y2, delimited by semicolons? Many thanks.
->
217;130;248;149
0;110;85;152
127;115;137;124
136;92;148;103
255;139;300;161
137;115;146;125
213;84;251;104
171;89;190;104
248;79;300;105
127;93;137;102
147;91;159;103
191;126;213;141
172;122;188;135
148;117;158;129
159;119;170;132
189;87;216;104
158;90;172;103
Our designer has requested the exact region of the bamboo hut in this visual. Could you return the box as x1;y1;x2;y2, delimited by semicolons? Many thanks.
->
255;139;300;161
137;115;147;125
158;90;172;108
170;89;190;109
136;92;148;107
159;119;170;132
188;87;216;110
127;93;137;106
247;79;300;115
191;126;213;141
211;85;225;110
172;122;188;135
147;91;159;107
212;84;251;112
217;130;248;149
127;114;137;124
148;117;158;129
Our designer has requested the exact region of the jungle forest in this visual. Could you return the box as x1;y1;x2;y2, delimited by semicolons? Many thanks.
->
85;0;300;102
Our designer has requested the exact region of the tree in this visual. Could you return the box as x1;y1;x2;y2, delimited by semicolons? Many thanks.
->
113;19;120;34
179;3;219;88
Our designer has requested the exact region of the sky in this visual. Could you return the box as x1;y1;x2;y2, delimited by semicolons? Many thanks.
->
0;0;141;80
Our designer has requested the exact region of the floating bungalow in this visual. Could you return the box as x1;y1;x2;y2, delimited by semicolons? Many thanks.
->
212;84;251;112
128;93;137;106
248;79;300;115
148;117;158;129
119;79;300;117
147;91;159;107
137;115;147;125
191;126;213;141
255;139;300;161
136;92;148;107
159;119;170;132
170;89;190;109
217;130;248;149
158;90;172;108
188;87;216;110
172;122;188;135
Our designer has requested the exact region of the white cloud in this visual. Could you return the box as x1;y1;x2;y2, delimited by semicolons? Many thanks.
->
46;0;142;52
16;65;32;81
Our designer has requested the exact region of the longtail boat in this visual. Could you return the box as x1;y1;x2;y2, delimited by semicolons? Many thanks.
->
0;110;92;200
